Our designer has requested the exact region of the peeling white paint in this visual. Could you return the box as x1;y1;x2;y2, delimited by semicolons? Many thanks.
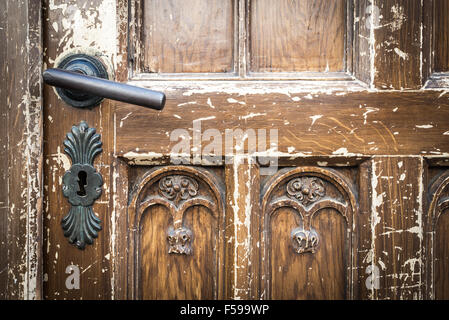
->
119;112;132;128
177;101;197;107
309;115;323;128
240;113;267;120
206;98;215;109
227;98;246;105
394;48;409;60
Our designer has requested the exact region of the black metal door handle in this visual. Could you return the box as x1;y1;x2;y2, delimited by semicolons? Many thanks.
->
43;54;165;110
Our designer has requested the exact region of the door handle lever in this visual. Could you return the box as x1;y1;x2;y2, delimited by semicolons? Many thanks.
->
43;54;165;110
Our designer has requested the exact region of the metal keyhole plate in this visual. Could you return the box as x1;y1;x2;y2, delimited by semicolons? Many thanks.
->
62;163;102;207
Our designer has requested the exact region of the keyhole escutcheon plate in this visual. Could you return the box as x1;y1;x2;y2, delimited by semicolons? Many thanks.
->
61;121;103;249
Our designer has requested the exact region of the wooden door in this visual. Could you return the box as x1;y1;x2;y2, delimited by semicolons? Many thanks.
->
36;0;449;300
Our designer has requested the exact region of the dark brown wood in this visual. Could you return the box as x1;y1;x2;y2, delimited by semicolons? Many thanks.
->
42;0;116;300
0;0;7;300
37;0;449;301
355;160;374;299
249;0;346;73
354;0;426;89
0;0;43;300
260;167;358;299
370;157;425;299
140;0;235;74
435;211;449;298
115;89;449;157
126;166;225;299
224;159;260;299
422;0;433;85
373;0;424;89
353;0;374;86
426;168;449;299
434;0;449;72
110;158;129;299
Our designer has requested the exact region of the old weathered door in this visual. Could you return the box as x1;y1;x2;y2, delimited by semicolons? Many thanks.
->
41;0;449;300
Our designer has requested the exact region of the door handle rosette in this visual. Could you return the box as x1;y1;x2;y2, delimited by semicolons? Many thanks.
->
43;53;166;110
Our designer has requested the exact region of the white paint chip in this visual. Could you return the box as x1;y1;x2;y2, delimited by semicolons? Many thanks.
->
394;48;409;60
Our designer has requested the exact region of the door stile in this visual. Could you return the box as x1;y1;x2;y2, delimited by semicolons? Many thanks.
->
224;156;261;299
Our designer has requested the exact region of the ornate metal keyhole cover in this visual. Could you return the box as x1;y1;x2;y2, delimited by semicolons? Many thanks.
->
61;121;103;249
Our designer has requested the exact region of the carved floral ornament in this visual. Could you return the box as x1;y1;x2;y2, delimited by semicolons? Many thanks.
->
157;175;200;255
286;177;325;253
127;167;224;299
131;172;219;256
286;177;325;206
263;170;354;256
158;175;199;206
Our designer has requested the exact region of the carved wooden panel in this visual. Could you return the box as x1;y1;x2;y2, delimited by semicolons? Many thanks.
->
127;166;225;299
427;169;449;299
260;167;358;299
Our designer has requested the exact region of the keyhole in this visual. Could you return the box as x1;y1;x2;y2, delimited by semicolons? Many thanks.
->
77;170;87;196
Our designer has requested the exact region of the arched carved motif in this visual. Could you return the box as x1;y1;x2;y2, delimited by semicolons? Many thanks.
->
127;166;225;299
428;171;449;227
427;170;449;299
260;166;358;299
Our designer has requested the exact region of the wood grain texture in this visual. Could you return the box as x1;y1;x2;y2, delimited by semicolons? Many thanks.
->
0;0;43;300
355;160;374;299
249;0;346;72
140;206;216;299
270;208;346;299
422;0;433;86
0;0;7;299
224;158;260;299
354;0;425;89
426;169;449;299
127;166;225;299
141;0;235;73
434;0;449;72
115;88;449;158
43;0;116;300
373;0;423;89
369;157;425;300
434;211;449;299
110;158;129;299
353;0;372;85
37;0;449;301
260;167;358;300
